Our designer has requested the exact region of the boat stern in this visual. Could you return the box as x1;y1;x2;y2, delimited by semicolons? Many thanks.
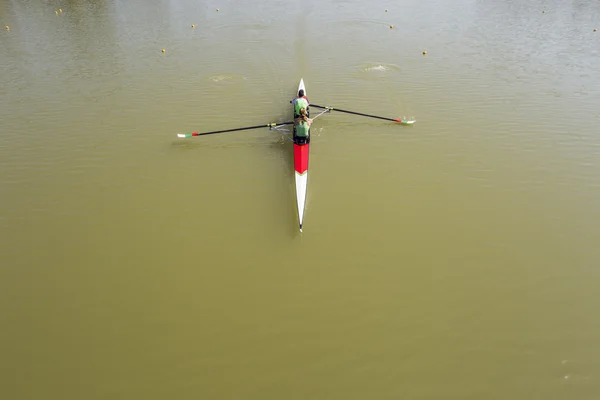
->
294;143;309;231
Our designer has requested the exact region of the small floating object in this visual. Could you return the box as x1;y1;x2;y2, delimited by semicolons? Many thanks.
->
542;10;545;13
59;8;63;13
161;48;165;53
595;28;598;32
423;50;427;55
55;10;58;15
5;25;9;30
191;24;195;28
389;25;393;29
216;8;219;11
385;9;388;12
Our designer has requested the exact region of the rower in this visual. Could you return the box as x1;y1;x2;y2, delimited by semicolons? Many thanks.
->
293;89;309;118
294;107;312;144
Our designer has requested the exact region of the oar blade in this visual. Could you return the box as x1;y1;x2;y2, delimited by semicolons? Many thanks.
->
395;119;416;125
177;132;200;138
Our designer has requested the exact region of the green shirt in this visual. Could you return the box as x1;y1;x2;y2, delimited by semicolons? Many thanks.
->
296;121;310;137
293;97;309;116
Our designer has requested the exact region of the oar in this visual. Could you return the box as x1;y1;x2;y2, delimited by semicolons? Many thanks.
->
310;104;415;125
311;108;330;121
177;121;293;138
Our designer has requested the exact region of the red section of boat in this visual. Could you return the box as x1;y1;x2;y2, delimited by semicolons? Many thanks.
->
294;144;309;175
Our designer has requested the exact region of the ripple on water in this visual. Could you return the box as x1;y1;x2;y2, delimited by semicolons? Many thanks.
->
357;63;401;77
204;74;246;85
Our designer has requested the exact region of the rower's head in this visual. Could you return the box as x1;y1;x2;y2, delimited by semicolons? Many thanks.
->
298;89;305;98
299;107;308;121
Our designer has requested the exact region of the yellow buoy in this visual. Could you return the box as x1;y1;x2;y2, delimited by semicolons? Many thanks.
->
216;8;219;11
423;50;427;55
389;25;393;29
55;10;58;15
161;49;165;53
5;25;9;30
59;8;63;13
191;24;195;28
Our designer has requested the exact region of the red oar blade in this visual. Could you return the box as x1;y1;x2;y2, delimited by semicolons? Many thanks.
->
395;118;415;125
178;132;198;138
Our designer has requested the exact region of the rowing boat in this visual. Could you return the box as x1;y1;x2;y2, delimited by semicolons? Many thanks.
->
176;80;415;233
293;78;309;232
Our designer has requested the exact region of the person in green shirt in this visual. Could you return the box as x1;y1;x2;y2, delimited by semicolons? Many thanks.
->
294;107;312;144
293;89;309;118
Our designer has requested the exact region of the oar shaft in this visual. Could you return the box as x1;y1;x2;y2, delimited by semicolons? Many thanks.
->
178;121;293;138
311;104;404;123
311;109;330;120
